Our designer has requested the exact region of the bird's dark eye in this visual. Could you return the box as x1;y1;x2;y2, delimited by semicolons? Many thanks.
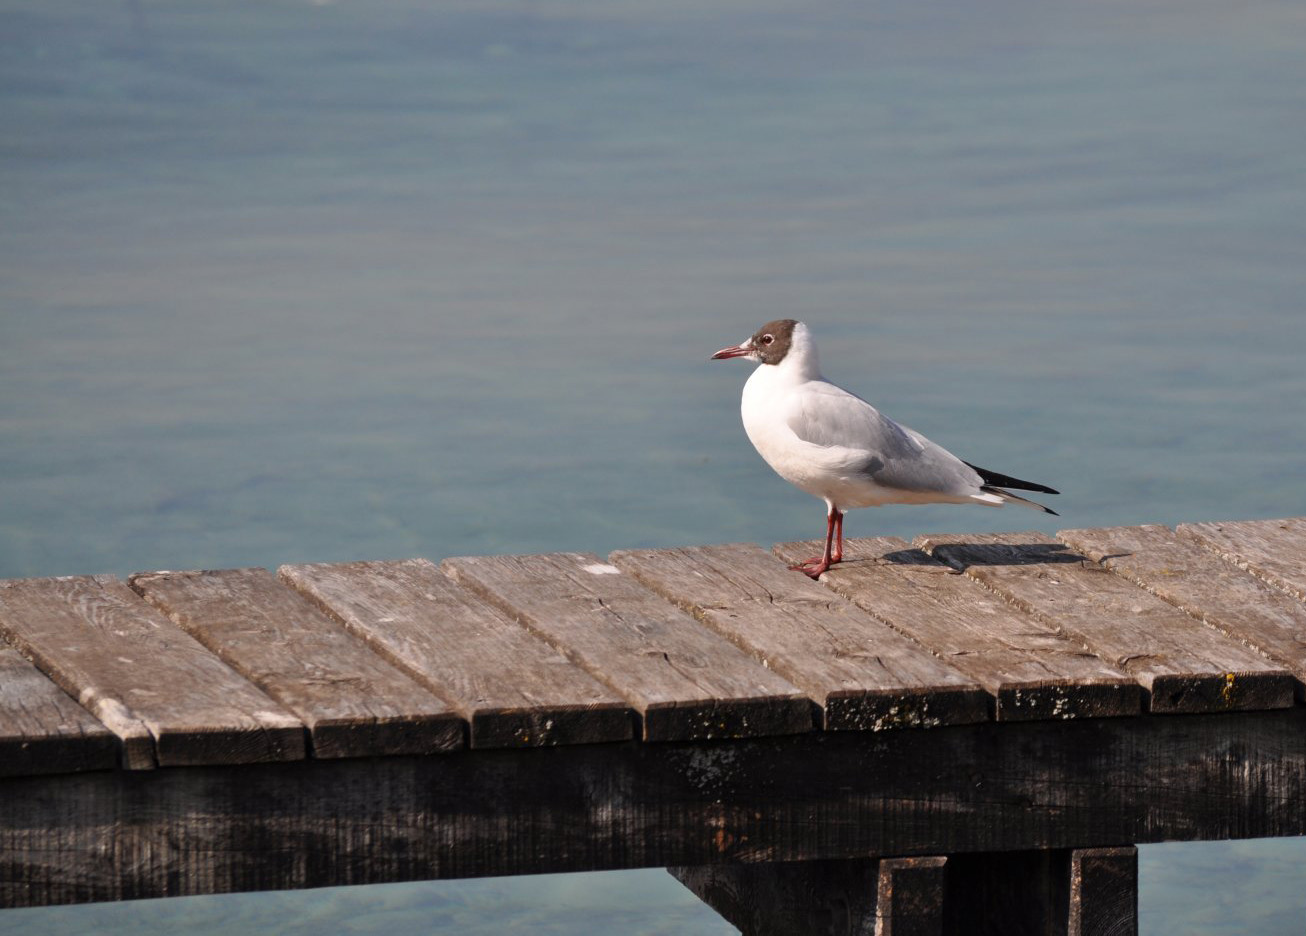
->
761;334;774;344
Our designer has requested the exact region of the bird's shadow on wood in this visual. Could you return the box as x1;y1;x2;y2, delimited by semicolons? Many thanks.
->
878;548;943;567
881;543;1088;569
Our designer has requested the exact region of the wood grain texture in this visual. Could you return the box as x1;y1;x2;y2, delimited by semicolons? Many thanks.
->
443;552;813;741
774;537;1139;722
0;576;304;769
279;558;633;748
1179;517;1306;602
670;859;882;935
612;543;988;731
915;532;1295;714
0;646;118;777
1068;847;1137;936
1059;525;1306;699
876;856;947;936
129;568;464;758
6;708;1306;908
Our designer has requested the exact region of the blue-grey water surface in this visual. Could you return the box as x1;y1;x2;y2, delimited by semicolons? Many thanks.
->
2;0;1306;932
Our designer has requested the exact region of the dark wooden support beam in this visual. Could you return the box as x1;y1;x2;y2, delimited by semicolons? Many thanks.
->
876;856;947;936
670;859;882;935
1069;847;1137;936
2;711;1301;909
942;849;1073;936
669;855;947;936
941;846;1137;936
671;848;1129;936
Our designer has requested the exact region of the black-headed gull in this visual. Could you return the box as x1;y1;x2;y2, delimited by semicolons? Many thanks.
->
712;319;1058;578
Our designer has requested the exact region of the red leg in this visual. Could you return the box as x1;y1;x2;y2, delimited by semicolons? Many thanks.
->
789;508;842;579
831;510;845;563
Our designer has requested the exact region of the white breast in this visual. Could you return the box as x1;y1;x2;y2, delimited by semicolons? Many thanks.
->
740;363;883;506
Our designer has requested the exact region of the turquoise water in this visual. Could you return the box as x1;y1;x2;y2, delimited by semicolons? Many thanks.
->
2;0;1306;931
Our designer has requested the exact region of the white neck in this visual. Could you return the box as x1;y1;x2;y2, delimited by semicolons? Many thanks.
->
778;321;822;381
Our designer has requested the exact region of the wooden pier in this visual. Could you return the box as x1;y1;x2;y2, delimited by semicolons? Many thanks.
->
4;517;1306;934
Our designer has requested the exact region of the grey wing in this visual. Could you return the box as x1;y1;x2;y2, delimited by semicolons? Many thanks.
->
786;381;985;496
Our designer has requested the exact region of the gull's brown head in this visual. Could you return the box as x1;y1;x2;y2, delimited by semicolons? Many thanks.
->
710;319;799;366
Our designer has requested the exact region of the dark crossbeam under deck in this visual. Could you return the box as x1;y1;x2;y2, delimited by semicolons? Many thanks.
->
4;709;1306;906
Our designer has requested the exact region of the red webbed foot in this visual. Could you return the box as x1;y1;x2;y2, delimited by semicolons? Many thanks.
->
788;556;836;579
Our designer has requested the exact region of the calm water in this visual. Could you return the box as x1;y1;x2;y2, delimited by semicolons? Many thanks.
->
3;0;1306;932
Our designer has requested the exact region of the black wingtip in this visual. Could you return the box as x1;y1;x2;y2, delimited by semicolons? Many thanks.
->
964;461;1059;495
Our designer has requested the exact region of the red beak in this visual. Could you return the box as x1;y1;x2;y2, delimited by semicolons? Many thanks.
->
711;344;752;360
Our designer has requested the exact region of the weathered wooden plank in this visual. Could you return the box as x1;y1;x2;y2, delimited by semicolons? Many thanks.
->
915;532;1295;714
129;568;465;759
5;708;1306;908
278;558;633;748
443;552;814;741
0;576;304;769
876;856;947;936
612;543;988;731
1068;847;1137;936
773;537;1139;722
1179;517;1306;602
1059;525;1306;698
0;646;119;777
670;858;882;936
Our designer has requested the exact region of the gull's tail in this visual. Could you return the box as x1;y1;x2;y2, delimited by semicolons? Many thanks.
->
984;486;1059;515
965;461;1059;516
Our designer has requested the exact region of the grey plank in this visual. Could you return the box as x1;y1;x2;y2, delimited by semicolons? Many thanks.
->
0;575;305;769
442;552;814;741
775;537;1140;722
613;543;989;731
915;532;1295;714
129;568;465;758
1179;517;1306;602
279;558;633;748
1060;525;1306;699
0;645;118;777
